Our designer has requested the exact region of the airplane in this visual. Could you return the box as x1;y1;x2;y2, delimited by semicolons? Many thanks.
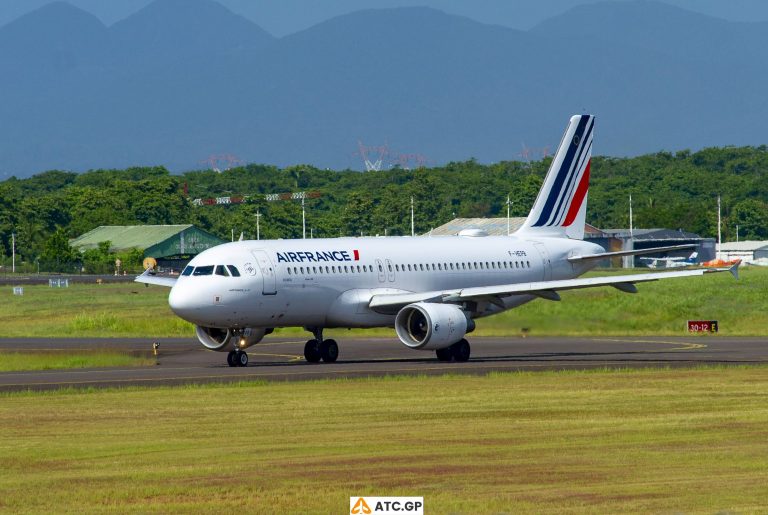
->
639;251;698;269
136;115;738;367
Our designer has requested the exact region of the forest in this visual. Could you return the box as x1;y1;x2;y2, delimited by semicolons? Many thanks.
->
2;145;767;272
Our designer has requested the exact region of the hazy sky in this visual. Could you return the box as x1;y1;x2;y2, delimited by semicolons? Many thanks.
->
3;0;768;35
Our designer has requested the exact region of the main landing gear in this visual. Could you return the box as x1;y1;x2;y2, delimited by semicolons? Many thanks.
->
227;350;249;367
303;326;339;363
435;338;471;362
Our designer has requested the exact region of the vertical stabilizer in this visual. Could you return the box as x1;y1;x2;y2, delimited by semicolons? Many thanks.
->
517;114;594;239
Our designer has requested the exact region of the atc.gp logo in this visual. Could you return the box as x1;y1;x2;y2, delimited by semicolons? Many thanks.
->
350;497;424;515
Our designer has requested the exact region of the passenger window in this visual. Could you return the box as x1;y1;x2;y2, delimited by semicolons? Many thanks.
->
378;264;383;272
227;265;241;277
420;264;424;271
300;267;305;274
287;268;292;275
527;261;531;268
182;266;194;276
193;265;214;276
344;266;349;273
326;266;330;273
215;265;229;276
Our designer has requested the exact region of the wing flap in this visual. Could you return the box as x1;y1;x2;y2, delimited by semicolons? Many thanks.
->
368;264;737;311
568;244;696;263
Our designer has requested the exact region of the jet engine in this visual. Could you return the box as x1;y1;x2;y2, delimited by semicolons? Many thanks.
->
195;326;269;352
394;302;474;350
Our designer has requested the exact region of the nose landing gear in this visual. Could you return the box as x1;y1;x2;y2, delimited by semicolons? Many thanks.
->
227;350;249;367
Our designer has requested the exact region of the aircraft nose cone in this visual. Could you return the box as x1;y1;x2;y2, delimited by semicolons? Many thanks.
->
168;285;198;321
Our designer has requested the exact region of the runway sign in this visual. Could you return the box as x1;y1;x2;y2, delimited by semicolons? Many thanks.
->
687;320;718;333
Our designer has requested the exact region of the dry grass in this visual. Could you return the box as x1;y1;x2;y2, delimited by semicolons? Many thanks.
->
1;367;767;513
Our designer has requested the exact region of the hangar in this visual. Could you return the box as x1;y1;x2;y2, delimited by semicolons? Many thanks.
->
70;225;225;270
716;241;768;265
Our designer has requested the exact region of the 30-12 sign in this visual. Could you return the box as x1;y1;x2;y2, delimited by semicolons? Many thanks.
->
687;320;718;333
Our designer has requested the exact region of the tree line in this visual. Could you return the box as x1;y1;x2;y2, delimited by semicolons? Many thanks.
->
2;145;767;272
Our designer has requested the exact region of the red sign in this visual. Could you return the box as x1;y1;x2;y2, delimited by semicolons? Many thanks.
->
687;320;718;333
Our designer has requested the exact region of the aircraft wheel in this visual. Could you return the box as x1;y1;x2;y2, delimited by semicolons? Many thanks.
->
227;350;237;367
320;339;339;363
304;339;322;363
435;347;453;362
451;339;471;362
237;351;249;367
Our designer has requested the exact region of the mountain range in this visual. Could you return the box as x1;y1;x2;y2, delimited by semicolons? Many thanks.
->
1;0;767;177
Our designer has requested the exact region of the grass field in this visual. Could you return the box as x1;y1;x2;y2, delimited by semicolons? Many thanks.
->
2;266;766;338
1;367;767;513
0;351;154;372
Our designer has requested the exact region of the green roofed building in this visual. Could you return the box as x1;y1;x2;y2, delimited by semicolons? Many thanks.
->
70;225;225;269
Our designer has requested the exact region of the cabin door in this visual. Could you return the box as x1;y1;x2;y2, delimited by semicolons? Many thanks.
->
251;250;277;295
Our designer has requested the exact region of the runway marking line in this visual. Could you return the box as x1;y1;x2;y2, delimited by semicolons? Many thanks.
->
592;338;707;352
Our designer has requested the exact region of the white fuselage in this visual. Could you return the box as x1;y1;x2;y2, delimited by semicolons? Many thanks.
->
168;234;603;330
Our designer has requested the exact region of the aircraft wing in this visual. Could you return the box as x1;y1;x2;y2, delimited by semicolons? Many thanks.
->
134;269;177;288
567;244;696;263
368;264;738;312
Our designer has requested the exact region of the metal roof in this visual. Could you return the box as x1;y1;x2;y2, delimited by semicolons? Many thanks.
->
428;218;605;237
70;225;225;257
716;240;768;252
602;228;705;241
428;218;527;236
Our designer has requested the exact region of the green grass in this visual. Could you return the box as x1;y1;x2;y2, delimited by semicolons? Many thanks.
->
1;368;767;513
0;351;155;371
2;266;766;338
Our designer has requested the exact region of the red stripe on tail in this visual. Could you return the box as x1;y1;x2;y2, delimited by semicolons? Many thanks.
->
562;160;590;227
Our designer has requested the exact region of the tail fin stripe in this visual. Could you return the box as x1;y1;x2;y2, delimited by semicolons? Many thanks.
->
536;116;594;226
562;159;591;226
532;115;589;226
550;131;593;226
554;137;592;226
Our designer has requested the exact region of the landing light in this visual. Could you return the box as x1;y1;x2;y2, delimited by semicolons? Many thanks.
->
239;338;247;348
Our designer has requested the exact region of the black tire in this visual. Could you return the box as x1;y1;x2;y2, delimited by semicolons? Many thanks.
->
320;339;339;363
237;351;249;367
435;347;453;362
452;339;471;362
304;339;322;363
227;350;237;367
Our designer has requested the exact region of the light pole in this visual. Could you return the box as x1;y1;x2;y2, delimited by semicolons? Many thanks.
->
255;210;262;240
506;196;513;236
11;232;15;273
410;196;414;237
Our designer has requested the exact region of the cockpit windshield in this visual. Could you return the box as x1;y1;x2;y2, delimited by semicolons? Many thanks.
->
183;265;241;277
193;265;214;276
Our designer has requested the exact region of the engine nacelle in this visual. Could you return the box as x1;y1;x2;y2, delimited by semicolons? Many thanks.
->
195;326;270;352
394;302;473;350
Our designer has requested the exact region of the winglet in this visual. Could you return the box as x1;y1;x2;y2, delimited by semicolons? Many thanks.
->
729;260;741;280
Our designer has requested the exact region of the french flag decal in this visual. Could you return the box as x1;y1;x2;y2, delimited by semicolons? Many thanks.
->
353;250;360;260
